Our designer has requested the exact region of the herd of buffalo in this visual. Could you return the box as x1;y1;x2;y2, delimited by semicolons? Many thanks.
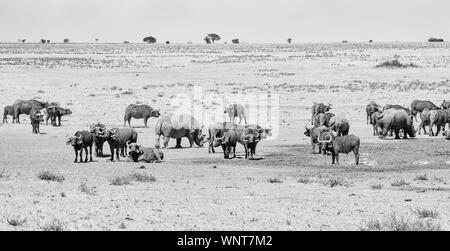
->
2;98;450;166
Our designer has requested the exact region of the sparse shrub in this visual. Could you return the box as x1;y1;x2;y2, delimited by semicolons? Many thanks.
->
414;208;439;219
0;169;10;180
7;216;27;227
41;219;67;231
129;172;156;183
370;184;383;190
110;176;132;186
122;90;134;95
391;179;410;187
376;55;419;68
268;177;282;184
414;174;428;181
323;177;347;188
78;179;97;196
297;176;312;184
38;170;65;183
360;213;441;231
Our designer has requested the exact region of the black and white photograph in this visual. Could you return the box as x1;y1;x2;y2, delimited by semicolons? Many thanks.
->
0;0;449;233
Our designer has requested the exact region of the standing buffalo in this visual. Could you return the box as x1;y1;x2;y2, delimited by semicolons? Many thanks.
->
328;115;350;136
311;103;332;125
428;109;450;136
441;100;450;109
314;112;335;127
66;131;94;163
411;100;439;118
2;105;13;123
378;109;415;139
383;104;411;115
417;108;431;135
46;107;72;126
90;122;107;157
29;105;44;134
154;114;204;149
318;132;360;165
213;129;238;159
366;101;381;124
205;122;236;153
127;143;164;163
239;128;260;159
13;99;48;124
102;128;138;161
224;103;247;125
124;104;160;127
304;121;328;154
370;111;382;136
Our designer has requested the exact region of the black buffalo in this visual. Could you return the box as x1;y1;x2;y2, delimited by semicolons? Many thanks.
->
102;128;138;161
13;99;48;124
128;143;164;163
124;104;160;127
46;106;72;126
67;131;94;163
213;129;238;159
319;132;360;165
366;101;381;124
311;103;332;125
410;100;439;117
2;105;13;123
90;122;107;157
29;105;44;134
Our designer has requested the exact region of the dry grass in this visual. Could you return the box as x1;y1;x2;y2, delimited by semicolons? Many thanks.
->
376;56;419;68
414;174;428;181
0;169;10;180
110;172;156;186
38;170;65;183
323;177;348;188
360;213;442;231
78;179;97;196
7;216;27;227
413;207;440;219
370;184;383;190
41;219;67;231
268;177;282;184
110;176;132;186
391;179;410;187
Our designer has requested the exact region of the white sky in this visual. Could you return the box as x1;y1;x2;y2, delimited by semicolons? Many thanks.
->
0;0;448;43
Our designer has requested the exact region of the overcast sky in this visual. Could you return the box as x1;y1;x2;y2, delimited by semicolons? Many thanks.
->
0;0;448;43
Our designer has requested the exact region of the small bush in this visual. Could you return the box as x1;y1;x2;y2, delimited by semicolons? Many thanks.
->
323;177;347;188
110;176;132;186
297;176;312;184
376;56;418;68
7;216;27;227
414;208;439;219
391;179;410;187
414;174;428;181
78;179;97;196
370;184;383;190
129;172;156;183
38;171;65;183
41;219;67;231
0;169;10;180
360;213;441;231
268;177;282;184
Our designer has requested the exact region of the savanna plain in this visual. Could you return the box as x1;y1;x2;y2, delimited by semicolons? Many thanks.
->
0;42;449;231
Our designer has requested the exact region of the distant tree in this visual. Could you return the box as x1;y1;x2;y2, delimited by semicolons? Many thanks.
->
204;36;211;44
369;40;373;43
63;39;70;43
95;38;99;42
165;41;170;44
207;33;221;43
232;39;239;44
428;37;444;42
143;36;157;44
287;38;292;44
342;40;348;43
123;41;130;44
46;40;50;44
40;39;46;44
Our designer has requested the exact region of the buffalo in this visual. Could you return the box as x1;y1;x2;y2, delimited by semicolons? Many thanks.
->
124;104;160;127
2;105;13;123
314;112;335;127
411;100;439;118
318;132;360;165
328;115;350;136
154;114;204;149
90;122;107;157
428;109;450;136
224;103;247;125
127;143;164;163
13;99;48;124
102;128;138;161
311;103;332;125
29;105;44;134
213;129;238;159
441;100;450;109
239;128;260;159
366;101;381;124
416;108;431;135
304;121;328;154
46;106;72;126
383;104;412;115
67;131;94;163
370;111;382;136
378;109;415;139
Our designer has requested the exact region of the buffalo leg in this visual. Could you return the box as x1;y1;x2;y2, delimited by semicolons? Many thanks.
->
208;139;215;153
188;136;194;148
79;149;83;163
116;148;120;161
332;152;336;164
162;136;170;149
231;146;236;159
175;138;182;148
394;130;400;139
155;135;161;148
74;149;78;163
222;145;228;159
354;150;360;165
84;147;88;162
144;117;148;128
436;125;442;136
109;146;115;161
244;144;249;159
335;153;340;165
89;146;93;162
58;115;61;126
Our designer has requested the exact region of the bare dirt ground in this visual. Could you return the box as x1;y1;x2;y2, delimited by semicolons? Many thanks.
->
0;43;449;230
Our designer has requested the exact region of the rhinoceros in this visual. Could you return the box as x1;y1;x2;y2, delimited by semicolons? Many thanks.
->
154;114;205;149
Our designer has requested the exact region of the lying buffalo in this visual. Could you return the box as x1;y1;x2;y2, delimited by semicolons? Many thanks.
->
328;115;350;136
30;105;44;134
378;109;415;139
411;100;439;117
66;131;94;163
304;121;328;154
213;129;238;159
224;103;247;125
127;143;164;163
90;122;107;157
13;99;48;124
318;132;360;165
124;104;160;127
366;101;381;125
311;103;332;125
154;114;204;149
2;105;13;123
428;109;450;136
102;128;138;161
